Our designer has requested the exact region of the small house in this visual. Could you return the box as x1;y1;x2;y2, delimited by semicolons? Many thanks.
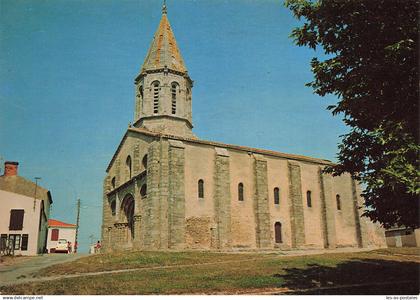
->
0;161;52;255
47;219;77;253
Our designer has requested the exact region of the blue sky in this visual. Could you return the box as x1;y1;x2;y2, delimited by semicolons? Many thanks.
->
0;0;346;252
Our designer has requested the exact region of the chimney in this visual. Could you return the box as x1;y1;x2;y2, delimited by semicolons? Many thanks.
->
4;161;19;176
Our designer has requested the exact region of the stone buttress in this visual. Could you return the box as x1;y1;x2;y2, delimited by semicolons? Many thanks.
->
287;161;306;248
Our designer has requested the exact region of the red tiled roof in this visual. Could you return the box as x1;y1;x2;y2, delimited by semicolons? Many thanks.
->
48;219;77;228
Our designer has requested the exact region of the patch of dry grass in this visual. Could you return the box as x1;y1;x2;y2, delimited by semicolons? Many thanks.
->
1;248;419;295
33;251;267;277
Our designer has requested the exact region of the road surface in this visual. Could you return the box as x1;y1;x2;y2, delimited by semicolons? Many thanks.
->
0;254;87;286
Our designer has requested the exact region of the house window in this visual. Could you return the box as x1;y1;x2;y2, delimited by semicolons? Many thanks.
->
198;179;204;199
111;177;116;189
171;83;178;114
238;183;244;201
274;187;280;205
14;235;21;250
336;194;341;210
275;222;282;243
152;81;160;113
21;234;28;251
8;234;20;250
110;200;116;216
51;228;59;241
126;155;132;179
9;209;24;230
306;190;312;207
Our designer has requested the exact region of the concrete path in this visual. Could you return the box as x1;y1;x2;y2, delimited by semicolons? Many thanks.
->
0;254;87;286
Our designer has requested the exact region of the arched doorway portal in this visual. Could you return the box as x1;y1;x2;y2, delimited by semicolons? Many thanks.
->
121;194;135;240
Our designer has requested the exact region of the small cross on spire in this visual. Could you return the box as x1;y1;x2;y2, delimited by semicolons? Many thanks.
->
162;0;167;15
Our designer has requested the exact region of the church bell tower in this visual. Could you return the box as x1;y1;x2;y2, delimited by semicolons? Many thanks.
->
133;3;194;138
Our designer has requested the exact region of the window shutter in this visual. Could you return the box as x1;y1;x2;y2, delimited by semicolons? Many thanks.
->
51;229;59;241
9;210;24;230
21;234;28;250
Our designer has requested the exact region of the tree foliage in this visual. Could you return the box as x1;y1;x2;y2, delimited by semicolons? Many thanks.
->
285;0;419;228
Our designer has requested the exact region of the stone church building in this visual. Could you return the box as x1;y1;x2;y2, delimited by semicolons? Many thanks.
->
101;5;385;251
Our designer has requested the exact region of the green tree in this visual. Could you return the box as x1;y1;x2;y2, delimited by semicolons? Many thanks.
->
285;0;419;229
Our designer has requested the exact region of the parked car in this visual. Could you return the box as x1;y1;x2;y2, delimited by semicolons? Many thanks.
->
54;239;68;253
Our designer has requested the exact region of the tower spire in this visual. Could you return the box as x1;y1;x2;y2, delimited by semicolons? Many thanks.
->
133;2;194;138
162;0;167;15
139;2;187;74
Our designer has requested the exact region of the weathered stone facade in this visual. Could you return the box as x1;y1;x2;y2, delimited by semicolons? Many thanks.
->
101;7;386;252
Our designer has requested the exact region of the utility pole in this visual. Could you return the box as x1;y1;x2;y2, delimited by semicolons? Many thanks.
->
33;177;41;211
75;198;80;253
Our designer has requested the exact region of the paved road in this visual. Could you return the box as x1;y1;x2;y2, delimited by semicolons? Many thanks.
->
0;254;87;287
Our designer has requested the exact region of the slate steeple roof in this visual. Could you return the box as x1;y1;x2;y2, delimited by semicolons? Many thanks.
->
140;3;187;74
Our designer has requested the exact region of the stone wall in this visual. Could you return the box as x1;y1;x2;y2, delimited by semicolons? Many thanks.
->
266;157;292;249
184;144;215;248
229;150;256;248
185;216;212;249
332;174;358;247
102;131;385;252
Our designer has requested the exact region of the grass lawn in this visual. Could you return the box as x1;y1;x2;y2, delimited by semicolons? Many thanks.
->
1;248;419;295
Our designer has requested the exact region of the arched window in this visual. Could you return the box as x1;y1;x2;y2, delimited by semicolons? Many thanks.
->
275;222;282;243
274;187;280;205
142;154;148;170
198;179;204;198
126;156;132;179
110;200;116;216
111;177;116;189
238;183;244;201
171;82;178;114
152;81;160;113
140;184;147;198
307;190;312;207
336;194;341;210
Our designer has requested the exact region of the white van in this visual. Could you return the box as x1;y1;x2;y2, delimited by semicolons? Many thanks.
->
55;239;68;253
